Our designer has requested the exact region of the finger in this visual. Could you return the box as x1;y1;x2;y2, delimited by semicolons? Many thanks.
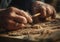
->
46;5;53;15
12;15;27;24
50;6;56;19
15;23;25;29
40;6;47;17
16;15;27;23
7;20;25;30
6;19;16;30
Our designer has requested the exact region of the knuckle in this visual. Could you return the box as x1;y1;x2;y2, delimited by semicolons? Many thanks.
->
9;7;14;10
21;17;27;23
7;7;15;12
10;12;16;17
15;16;27;23
42;6;46;10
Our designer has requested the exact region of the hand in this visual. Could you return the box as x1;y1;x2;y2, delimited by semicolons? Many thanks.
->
0;7;33;30
32;1;56;21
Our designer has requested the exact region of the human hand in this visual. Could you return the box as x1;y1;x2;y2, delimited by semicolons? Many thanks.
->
0;7;33;30
32;1;56;22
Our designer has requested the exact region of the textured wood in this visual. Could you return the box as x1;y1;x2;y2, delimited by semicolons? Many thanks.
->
0;14;60;42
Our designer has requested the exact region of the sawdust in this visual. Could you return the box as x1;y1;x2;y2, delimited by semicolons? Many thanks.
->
6;18;60;42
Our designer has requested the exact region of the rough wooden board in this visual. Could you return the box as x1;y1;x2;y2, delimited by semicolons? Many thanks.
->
0;14;60;42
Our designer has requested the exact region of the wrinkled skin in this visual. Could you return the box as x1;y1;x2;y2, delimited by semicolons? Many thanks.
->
32;1;56;22
0;7;33;30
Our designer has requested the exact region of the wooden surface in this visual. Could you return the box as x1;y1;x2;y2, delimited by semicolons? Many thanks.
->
0;14;60;42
